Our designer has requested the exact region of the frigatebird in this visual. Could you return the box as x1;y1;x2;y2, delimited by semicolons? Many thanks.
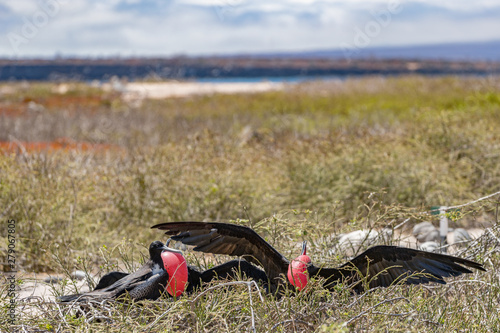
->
151;222;486;293
59;241;182;302
59;240;268;303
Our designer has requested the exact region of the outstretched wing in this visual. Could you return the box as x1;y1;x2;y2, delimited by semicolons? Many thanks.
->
319;245;486;291
59;262;167;303
151;222;289;281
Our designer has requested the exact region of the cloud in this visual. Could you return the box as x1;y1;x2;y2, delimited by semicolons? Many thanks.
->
0;0;499;57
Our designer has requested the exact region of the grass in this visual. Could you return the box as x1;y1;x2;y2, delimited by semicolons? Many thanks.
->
1;75;500;331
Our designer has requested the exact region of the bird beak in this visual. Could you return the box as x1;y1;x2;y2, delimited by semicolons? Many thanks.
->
301;241;307;256
162;238;183;253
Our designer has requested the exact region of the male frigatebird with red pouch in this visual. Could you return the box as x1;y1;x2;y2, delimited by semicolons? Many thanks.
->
151;222;485;293
59;240;267;303
59;241;186;302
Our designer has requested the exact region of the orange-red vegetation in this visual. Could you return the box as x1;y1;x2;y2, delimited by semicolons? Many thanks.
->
32;94;112;111
0;137;121;155
0;103;27;117
1;94;114;118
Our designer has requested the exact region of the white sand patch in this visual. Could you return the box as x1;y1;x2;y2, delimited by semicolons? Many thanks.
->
17;274;91;302
13;274;90;318
121;81;285;101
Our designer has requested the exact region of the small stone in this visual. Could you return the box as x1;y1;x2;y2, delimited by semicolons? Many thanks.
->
44;276;64;284
413;222;439;243
419;241;440;252
72;270;86;280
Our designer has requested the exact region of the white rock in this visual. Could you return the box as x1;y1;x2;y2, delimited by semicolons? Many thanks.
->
419;241;441;252
72;270;86;281
451;228;472;243
43;276;64;284
337;229;392;255
413;222;440;243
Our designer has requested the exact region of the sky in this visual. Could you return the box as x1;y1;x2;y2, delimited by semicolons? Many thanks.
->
1;0;500;57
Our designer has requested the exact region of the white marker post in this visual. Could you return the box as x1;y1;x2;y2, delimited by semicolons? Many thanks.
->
439;206;448;247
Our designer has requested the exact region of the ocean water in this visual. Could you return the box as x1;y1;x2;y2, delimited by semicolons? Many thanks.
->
194;75;345;84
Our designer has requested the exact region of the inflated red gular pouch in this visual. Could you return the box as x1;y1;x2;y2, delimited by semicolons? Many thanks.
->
161;250;188;297
287;242;311;291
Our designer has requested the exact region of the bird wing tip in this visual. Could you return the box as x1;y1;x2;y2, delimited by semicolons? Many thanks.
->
476;265;487;272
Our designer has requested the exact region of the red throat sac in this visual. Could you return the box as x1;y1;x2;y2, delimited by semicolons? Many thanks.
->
287;243;311;291
161;251;188;297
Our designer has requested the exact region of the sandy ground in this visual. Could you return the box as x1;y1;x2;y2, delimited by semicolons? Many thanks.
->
117;81;285;101
16;273;91;302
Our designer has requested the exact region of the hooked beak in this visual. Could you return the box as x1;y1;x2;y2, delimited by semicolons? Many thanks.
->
301;241;307;256
162;238;183;254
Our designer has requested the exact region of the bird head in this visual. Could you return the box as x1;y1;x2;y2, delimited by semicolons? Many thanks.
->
160;239;189;297
149;240;169;262
287;241;311;291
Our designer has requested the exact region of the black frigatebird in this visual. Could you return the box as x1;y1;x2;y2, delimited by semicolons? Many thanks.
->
151;222;486;293
59;240;268;303
59;241;182;302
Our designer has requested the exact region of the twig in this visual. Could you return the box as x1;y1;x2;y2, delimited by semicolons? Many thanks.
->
393;218;411;230
51;300;69;331
343;297;409;326
245;281;259;333
371;310;414;317
85;300;113;324
429;190;500;213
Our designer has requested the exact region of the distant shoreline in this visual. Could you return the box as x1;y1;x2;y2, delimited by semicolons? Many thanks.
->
1;57;499;82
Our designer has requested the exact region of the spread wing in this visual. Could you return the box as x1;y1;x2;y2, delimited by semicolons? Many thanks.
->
312;245;486;291
59;261;168;302
151;222;289;281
